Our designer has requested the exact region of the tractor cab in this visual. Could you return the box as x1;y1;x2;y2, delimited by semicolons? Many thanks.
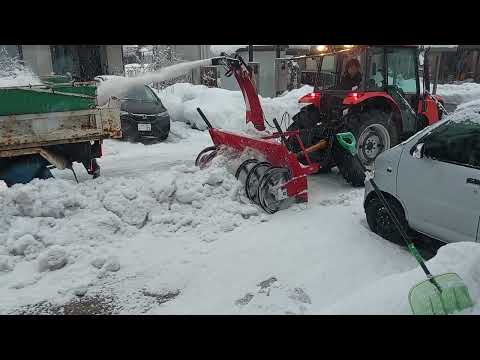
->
299;45;444;125
291;45;445;167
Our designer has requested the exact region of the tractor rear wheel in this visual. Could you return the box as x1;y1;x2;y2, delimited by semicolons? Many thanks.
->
287;105;330;171
332;140;365;187
346;109;399;167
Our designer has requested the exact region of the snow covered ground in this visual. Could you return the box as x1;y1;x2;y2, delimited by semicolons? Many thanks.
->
1;81;480;315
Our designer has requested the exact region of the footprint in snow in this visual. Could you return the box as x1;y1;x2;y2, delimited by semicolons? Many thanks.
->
234;276;279;306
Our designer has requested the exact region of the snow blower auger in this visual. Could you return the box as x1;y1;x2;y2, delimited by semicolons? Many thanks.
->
194;54;357;214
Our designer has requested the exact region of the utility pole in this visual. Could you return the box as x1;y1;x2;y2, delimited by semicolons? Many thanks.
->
248;45;253;62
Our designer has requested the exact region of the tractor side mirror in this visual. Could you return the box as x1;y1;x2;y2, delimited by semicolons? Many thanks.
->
411;143;425;159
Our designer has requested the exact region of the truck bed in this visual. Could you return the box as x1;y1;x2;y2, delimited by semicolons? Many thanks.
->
0;83;122;154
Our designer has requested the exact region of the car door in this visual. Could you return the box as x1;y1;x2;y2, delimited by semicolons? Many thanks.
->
396;118;480;243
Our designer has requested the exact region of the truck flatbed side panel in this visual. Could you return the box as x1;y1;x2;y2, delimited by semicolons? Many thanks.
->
0;86;96;116
0;106;121;152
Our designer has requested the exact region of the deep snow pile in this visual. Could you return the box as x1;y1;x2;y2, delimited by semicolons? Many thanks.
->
321;242;480;315
436;82;480;105
156;81;480;133
0;154;270;313
455;97;480;115
156;83;313;131
2;149;480;314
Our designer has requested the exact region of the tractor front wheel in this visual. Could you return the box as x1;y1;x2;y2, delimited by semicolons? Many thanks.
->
346;110;399;167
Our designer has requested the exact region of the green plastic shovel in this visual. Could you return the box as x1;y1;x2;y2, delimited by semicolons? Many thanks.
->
335;132;475;315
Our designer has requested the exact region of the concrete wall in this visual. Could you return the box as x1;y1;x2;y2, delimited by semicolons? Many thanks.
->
106;45;124;75
21;45;53;76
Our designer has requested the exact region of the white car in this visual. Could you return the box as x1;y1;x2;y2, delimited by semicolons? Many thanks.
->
364;101;480;247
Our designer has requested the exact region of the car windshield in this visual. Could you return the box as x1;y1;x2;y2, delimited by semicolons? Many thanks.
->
124;85;159;103
421;108;480;144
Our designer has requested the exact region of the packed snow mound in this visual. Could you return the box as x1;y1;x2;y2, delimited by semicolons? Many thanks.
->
436;82;480;105
157;83;313;131
449;98;480;123
456;98;480;112
321;241;480;314
0;156;267;313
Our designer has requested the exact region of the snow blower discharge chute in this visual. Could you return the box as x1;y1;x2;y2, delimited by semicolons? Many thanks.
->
195;54;356;214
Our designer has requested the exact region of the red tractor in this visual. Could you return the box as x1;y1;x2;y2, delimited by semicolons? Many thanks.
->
287;45;446;185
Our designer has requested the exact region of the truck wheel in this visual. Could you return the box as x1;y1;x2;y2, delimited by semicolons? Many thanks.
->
346;110;399;166
35;166;54;180
365;194;407;246
332;140;365;187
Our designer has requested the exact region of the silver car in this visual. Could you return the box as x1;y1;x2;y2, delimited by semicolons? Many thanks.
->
364;103;480;247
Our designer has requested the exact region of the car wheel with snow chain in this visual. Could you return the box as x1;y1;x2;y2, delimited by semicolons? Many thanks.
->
365;194;409;246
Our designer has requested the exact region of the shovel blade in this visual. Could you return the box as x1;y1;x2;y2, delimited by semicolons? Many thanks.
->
409;273;474;315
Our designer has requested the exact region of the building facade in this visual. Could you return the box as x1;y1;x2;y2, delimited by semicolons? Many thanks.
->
216;45;289;97
1;45;124;80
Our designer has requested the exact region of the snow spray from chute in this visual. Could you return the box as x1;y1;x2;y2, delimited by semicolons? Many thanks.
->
97;58;213;105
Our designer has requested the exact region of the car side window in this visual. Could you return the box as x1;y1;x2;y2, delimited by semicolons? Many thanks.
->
423;120;480;168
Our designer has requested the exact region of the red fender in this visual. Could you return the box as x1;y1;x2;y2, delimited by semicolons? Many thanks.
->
417;94;443;125
299;92;321;107
342;91;400;113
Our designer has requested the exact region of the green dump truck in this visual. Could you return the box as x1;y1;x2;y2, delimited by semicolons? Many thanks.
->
0;75;122;186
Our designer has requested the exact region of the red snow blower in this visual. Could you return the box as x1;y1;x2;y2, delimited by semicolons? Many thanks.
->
195;54;356;213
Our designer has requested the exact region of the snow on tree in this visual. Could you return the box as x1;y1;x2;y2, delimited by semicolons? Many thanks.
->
0;47;27;78
0;47;40;86
124;46;192;89
149;46;191;89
